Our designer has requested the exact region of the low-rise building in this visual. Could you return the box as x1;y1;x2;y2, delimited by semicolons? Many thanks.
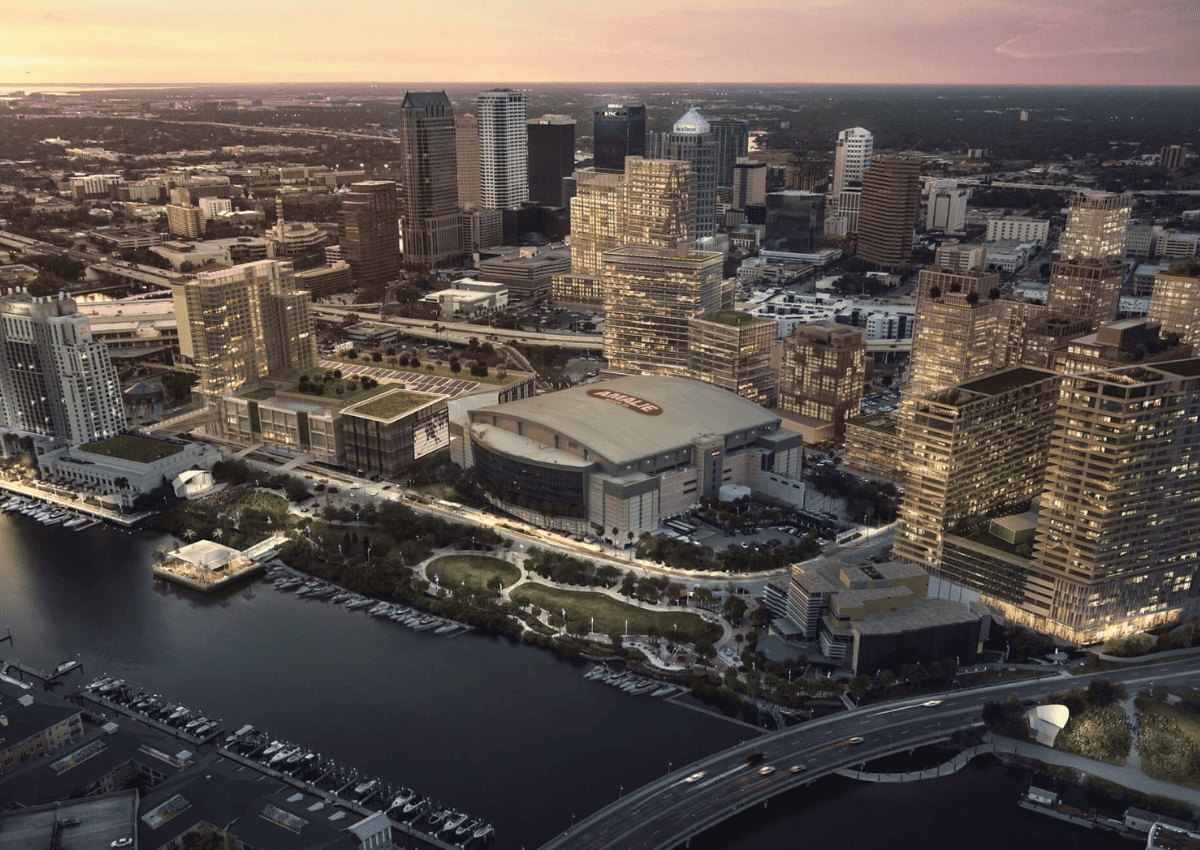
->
0;678;85;775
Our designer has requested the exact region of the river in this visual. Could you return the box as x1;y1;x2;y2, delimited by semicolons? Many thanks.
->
0;512;1131;849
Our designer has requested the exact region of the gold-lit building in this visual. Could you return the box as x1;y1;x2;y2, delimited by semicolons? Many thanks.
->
1007;360;1200;643
1057;191;1131;261
1046;318;1192;375
166;203;203;239
893;366;1060;573
1046;256;1124;328
906;292;1000;401
602;245;723;377
1147;266;1200;347
687;310;776;406
339;180;401;289
778;321;867;435
172;259;316;403
554;158;695;307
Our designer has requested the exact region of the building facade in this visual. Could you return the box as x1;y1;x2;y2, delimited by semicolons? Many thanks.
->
1147;268;1200;347
603;245;723;377
731;158;767;209
832;127;873;195
455;113;481;210
0;293;124;447
527;114;575;208
857;155;921;270
777;321;867;435
709;118;749;188
397;91;463;270
648;108;717;239
592;103;646;172
687;310;776;406
477;89;529;211
1058;191;1131;261
339;181;401;289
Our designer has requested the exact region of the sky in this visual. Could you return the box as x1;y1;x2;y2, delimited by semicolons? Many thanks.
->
3;0;1199;87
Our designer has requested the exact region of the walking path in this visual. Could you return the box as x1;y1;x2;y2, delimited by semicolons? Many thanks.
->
838;732;1200;809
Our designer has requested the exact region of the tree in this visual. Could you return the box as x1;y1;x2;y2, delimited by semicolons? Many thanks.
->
1086;678;1127;708
619;571;637;596
849;675;872;703
609;631;623;651
723;594;748;625
878;669;897;692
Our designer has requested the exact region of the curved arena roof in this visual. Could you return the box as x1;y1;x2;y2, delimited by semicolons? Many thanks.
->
469;376;779;467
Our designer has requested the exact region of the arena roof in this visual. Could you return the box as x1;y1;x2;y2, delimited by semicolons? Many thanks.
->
470;376;779;466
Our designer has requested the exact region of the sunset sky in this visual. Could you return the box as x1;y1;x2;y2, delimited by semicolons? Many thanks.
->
3;0;1198;87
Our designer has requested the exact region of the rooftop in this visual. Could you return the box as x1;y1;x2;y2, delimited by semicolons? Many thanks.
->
954;366;1059;398
79;434;184;463
698;310;770;327
345;389;440;421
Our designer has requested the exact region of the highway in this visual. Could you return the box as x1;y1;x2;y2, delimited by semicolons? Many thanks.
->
539;657;1200;850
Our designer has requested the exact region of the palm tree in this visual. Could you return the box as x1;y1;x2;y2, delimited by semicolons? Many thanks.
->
182;527;197;542
212;527;224;541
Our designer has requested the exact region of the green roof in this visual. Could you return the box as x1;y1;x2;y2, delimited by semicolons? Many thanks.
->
80;434;184;463
348;390;439;420
239;386;278;401
700;310;769;327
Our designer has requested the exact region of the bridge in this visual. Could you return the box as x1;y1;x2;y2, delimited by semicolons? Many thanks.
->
539;657;1200;850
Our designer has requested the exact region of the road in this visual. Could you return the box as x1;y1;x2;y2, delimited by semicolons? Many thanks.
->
539;657;1200;850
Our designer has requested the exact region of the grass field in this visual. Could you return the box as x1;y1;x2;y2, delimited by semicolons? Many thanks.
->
510;582;721;645
426;555;520;589
1137;698;1200;789
414;483;459;500
80;434;183;463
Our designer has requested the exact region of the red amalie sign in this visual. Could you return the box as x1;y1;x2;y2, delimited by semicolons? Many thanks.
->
586;388;663;416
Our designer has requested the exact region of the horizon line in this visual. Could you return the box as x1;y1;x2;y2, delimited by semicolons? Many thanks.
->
5;81;1200;89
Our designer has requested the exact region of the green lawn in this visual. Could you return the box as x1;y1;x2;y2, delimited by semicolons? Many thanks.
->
350;389;437;420
426;555;521;589
80;434;184;463
1137;698;1200;789
290;367;394;410
510;583;721;645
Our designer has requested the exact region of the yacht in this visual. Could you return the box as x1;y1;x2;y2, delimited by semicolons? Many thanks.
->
441;812;468;833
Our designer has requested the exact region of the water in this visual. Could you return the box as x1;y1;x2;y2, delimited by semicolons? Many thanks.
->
0;512;1132;848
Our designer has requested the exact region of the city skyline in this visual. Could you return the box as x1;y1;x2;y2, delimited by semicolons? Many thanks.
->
5;0;1199;87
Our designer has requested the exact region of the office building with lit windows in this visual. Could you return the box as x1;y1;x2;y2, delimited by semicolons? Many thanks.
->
171;259;316;403
687;310;776;406
1147;266;1200;347
777;321;867;435
647;108;717;239
477;89;529;210
603;245;723;377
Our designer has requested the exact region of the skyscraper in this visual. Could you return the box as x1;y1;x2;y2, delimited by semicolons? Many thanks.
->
1147;265;1200;346
455;114;481;210
172;260;316;403
553;158;695;307
648;108;717;239
731;158;767;209
603;245;723;376
709;118;749;188
397;91;462;270
0;292;124;445
592;103;646;172
763;191;825;254
476;89;528;211
857;155;921;270
687;311;776;406
1047;191;1131;328
339;181;400;289
777;322;867;435
832;127;873;195
527;114;575;208
1018;360;1200;643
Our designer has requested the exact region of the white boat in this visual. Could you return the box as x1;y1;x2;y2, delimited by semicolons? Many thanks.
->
473;823;494;840
62;515;86;528
441;812;468;833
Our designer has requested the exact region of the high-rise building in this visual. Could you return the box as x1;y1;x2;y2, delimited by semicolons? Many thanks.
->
455;114;481;210
592;104;646;172
1159;145;1188;170
602;245;723;377
554;159;695;307
172;260;316;403
832;127;873;195
1147;265;1200;346
1046;257;1124;328
824;188;861;237
687;311;776;406
166;204;203;239
905;292;1001;401
777;322;867;434
709;118;749;188
731;158;767;209
0;292;124;445
476;89;528;210
1058;191;1131;261
397;91;462;270
857;155;921;270
893;366;1060;573
648;108;717;239
339;181;400;290
527;114;575;208
1015;360;1200;643
925;185;970;233
763;191;825;255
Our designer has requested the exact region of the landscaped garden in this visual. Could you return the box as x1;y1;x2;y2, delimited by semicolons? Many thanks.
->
80;434;183;463
1137;694;1200;789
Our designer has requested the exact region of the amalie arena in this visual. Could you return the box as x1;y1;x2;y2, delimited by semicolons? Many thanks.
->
449;375;804;541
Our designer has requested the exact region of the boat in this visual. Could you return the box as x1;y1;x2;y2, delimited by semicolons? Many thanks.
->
402;797;425;817
412;616;441;632
331;592;352;603
226;724;254;745
286;748;306;766
62;516;86;528
441;812;468;833
345;596;372;610
270;746;298;766
260;740;284;759
472;823;494;840
353;779;378;798
194;722;217;737
456;818;479;838
424;809;451;829
167;706;190;723
434;622;460;635
390;789;415;810
184;716;204;731
98;679;124;695
584;665;606;680
85;677;110;690
651;686;675;698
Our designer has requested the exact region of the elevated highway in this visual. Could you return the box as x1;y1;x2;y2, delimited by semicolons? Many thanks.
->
540;657;1200;850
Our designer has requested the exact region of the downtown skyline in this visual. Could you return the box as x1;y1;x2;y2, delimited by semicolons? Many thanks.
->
4;0;1200;88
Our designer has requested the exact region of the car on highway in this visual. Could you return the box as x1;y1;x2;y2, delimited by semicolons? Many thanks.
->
788;765;806;773
846;737;865;745
683;771;706;784
757;766;776;776
922;699;943;707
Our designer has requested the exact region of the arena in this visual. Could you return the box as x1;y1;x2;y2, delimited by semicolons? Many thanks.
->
450;375;804;541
